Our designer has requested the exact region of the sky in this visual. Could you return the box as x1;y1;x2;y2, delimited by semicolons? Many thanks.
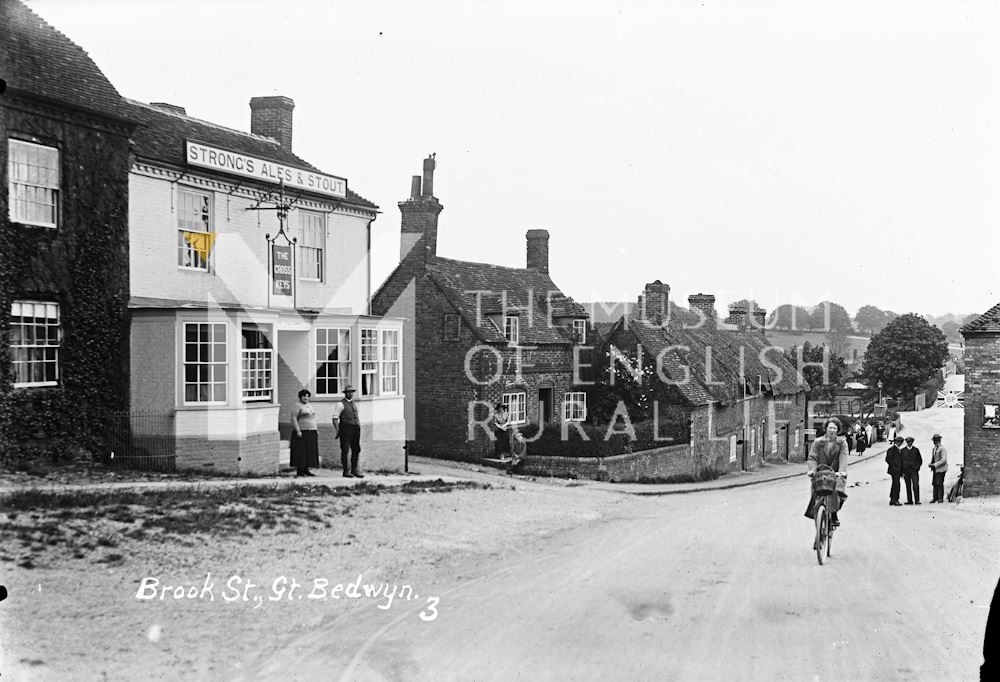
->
27;0;1000;319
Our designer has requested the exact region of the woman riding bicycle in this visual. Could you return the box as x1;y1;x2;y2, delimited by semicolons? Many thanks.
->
805;417;849;526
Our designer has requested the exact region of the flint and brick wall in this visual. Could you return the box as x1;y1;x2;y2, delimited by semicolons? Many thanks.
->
963;334;1000;496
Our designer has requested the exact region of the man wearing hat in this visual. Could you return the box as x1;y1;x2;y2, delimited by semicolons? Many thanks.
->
885;436;905;506
901;436;923;504
929;434;949;503
332;385;364;478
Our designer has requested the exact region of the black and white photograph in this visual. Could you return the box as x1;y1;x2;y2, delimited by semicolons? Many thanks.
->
2;0;1000;679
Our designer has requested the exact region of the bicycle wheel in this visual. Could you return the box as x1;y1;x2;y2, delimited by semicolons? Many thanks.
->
814;503;827;565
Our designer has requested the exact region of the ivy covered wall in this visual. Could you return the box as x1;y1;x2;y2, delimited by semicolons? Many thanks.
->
0;96;135;460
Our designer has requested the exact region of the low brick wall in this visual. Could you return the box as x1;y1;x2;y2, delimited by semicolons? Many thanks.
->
176;431;280;475
519;442;695;482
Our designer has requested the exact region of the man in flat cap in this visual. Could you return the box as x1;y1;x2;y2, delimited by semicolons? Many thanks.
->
901;436;922;504
885;436;905;506
929;434;949;503
332;385;364;478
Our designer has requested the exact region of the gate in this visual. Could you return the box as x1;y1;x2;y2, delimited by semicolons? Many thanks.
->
105;411;176;472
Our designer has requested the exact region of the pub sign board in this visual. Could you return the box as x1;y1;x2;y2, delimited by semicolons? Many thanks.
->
272;244;293;297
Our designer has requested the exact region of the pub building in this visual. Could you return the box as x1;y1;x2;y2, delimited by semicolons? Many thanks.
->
125;96;405;473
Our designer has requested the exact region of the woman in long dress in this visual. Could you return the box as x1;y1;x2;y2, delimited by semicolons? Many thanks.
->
491;403;511;459
290;389;320;476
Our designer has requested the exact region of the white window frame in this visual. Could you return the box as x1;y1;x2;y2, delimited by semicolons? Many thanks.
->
573;319;587;343
315;328;351;396
563;392;587;422
183;322;228;405
360;327;379;396
505;315;519;344
177;187;214;272
298;209;325;282
8;139;59;228
241;323;273;403
10;300;60;388
381;329;401;395
503;391;527;425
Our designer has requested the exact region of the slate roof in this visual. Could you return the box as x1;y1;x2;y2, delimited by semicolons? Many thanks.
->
425;256;588;345
124;100;378;210
622;316;807;407
0;0;131;121
961;303;1000;335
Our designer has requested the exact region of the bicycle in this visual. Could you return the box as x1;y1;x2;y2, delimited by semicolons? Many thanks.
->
947;465;965;503
810;465;845;565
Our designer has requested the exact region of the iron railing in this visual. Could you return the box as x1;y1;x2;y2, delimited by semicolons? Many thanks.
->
105;411;176;472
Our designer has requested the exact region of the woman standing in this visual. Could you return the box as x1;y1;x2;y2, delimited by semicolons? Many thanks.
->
290;389;319;477
855;428;868;456
491;403;511;459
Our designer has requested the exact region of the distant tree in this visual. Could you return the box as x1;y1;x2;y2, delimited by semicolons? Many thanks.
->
825;329;851;360
885;310;899;325
962;313;980;327
808;301;854;334
940;320;961;343
861;313;949;399
785;341;848;401
854;305;888;336
768;304;812;331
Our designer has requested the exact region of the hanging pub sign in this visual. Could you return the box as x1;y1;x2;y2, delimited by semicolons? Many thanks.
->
272;244;293;297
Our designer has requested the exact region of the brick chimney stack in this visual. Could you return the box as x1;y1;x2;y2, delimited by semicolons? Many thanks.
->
752;308;767;335
726;303;749;330
399;155;443;263
250;96;295;150
638;280;670;325
526;229;549;273
688;293;716;328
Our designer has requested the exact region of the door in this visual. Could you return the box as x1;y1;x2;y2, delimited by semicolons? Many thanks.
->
538;388;553;426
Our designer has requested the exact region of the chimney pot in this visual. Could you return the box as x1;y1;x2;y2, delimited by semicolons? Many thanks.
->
249;95;295;150
422;154;436;198
526;229;550;273
410;175;422;199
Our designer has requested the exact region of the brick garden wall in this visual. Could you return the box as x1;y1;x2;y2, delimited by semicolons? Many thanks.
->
520;442;693;482
963;334;1000;496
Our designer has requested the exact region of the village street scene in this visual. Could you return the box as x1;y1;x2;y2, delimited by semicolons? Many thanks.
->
2;1;999;680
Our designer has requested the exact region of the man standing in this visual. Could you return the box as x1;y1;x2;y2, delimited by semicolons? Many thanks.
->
885;436;904;506
901;436;922;505
332;385;363;478
929;433;949;503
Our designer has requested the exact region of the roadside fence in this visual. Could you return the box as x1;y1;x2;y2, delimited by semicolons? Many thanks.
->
105;411;176;472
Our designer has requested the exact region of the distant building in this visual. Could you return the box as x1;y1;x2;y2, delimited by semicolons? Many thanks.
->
600;290;810;472
371;157;589;460
125;96;405;473
961;304;1000;496
1;0;137;451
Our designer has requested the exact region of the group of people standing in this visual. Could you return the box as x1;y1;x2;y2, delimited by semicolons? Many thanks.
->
884;433;949;505
288;386;365;478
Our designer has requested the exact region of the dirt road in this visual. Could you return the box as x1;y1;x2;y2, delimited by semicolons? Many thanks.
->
245;408;997;681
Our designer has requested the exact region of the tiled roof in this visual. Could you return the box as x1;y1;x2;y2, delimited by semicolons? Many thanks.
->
625;318;807;407
961;303;1000;335
0;0;131;121
125;100;378;210
426;256;588;345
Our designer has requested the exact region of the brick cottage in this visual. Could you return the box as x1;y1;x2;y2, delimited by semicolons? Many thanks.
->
961;303;1000;496
596;288;810;478
371;157;590;460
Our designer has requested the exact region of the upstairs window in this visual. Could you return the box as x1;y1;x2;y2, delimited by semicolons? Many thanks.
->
573;319;587;343
8;140;59;227
177;188;214;271
298;210;325;281
10;301;60;387
505;315;519;345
